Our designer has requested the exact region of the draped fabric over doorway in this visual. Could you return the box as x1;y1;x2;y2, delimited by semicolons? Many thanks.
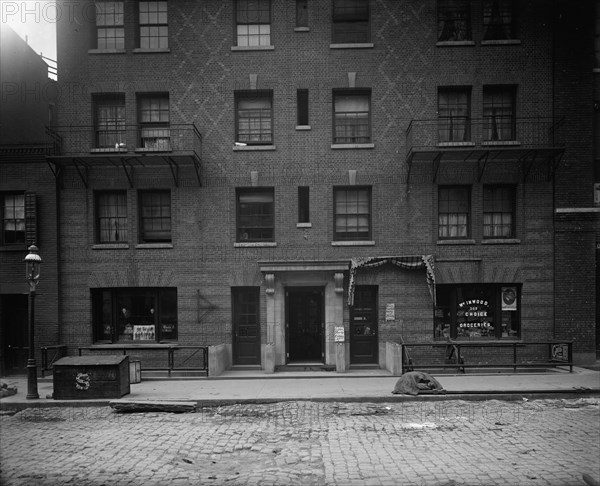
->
348;255;436;306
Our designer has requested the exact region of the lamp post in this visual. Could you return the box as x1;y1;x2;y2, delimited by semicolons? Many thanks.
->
24;245;42;399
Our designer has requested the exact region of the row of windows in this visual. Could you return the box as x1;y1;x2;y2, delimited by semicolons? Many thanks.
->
93;0;518;50
91;282;521;344
92;85;517;150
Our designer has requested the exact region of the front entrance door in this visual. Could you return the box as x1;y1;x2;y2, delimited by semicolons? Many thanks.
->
232;287;261;365
350;286;378;364
286;287;324;362
0;295;29;374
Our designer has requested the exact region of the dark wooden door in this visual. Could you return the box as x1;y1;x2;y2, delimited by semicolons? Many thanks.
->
286;288;324;362
1;295;29;374
350;286;378;364
232;287;261;365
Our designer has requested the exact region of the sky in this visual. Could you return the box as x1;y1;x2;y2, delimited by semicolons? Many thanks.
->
2;0;58;61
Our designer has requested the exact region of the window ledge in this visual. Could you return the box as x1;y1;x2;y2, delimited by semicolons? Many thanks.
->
330;43;374;49
296;125;311;131
482;238;521;245
331;143;374;149
135;148;172;153
135;243;173;249
436;40;475;47
294;27;310;32
331;240;375;246
133;48;171;53
482;140;521;147
481;39;521;46
0;245;27;253
297;222;312;228
88;48;126;55
92;243;130;250
437;141;475;147
231;45;275;51
234;242;277;248
437;239;476;245
233;145;276;151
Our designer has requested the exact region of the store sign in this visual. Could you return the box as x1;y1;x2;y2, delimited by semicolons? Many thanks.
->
457;299;492;333
501;287;517;311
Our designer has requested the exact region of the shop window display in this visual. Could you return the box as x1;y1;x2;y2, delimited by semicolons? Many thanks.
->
434;284;519;340
92;288;177;343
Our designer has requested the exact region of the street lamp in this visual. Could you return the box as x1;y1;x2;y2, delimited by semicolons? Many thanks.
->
24;245;42;399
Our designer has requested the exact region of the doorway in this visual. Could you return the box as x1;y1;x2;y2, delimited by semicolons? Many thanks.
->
232;287;261;365
350;286;378;364
286;287;324;363
0;295;29;375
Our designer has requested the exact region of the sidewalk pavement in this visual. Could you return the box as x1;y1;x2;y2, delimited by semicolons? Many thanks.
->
1;366;599;410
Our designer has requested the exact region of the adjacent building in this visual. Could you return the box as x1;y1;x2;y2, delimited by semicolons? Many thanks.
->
2;0;597;377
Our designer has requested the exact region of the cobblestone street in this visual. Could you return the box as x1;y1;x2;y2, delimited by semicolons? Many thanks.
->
1;398;599;486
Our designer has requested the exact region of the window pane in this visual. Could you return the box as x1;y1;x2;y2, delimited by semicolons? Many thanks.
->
483;186;514;238
236;92;273;144
140;191;171;242
2;194;25;245
483;0;514;40
333;92;370;143
332;0;369;43
438;187;470;239
438;88;471;142
334;188;370;240
97;192;127;243
438;0;471;41
483;86;515;141
237;189;274;241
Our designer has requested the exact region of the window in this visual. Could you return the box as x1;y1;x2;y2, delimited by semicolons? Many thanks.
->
334;187;371;241
438;186;470;239
94;94;125;149
92;288;177;343
1;193;25;246
236;0;271;47
332;0;370;44
139;1;168;49
438;87;471;142
138;94;170;150
298;186;310;223
96;191;128;243
95;1;124;49
333;90;371;144
483;0;515;41
139;190;171;243
237;188;274;242
296;0;308;28
483;86;516;141
437;0;471;42
235;91;273;145
297;89;309;126
483;186;515;238
434;284;520;340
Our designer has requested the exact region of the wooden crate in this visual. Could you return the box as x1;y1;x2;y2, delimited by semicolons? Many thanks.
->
53;355;130;399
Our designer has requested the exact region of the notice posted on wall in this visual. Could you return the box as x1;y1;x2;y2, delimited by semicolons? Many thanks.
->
385;303;395;321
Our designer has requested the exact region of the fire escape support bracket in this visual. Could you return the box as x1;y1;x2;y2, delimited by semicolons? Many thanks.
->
192;156;202;186
119;158;135;188
520;150;537;182
166;156;180;187
73;158;89;189
431;152;443;183
476;151;490;182
548;149;565;182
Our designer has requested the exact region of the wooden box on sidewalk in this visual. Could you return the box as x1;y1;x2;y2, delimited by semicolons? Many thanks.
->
53;355;130;399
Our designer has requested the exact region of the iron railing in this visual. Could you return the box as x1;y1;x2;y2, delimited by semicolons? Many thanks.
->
401;340;573;373
77;344;209;377
406;117;565;157
46;124;201;159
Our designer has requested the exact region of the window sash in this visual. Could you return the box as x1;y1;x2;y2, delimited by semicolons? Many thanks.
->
236;93;273;144
236;0;271;46
483;186;514;238
139;191;171;242
334;188;371;240
237;189;274;241
438;0;471;41
438;89;471;142
332;0;369;43
483;87;515;141
95;97;126;148
1;194;25;245
96;1;124;49
333;93;370;143
438;187;470;239
483;0;515;40
97;192;128;243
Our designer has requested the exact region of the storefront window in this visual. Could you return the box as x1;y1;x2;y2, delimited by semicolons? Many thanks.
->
434;284;520;340
92;288;177;343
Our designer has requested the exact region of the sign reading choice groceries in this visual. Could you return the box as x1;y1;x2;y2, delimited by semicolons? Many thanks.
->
457;299;491;331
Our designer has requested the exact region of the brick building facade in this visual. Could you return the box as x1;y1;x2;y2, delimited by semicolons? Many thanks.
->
15;0;597;375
